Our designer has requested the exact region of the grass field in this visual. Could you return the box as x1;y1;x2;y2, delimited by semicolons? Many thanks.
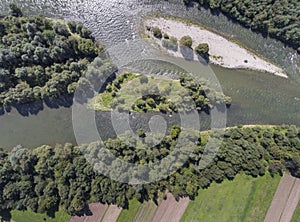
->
11;209;70;222
133;200;158;222
291;202;300;222
117;199;141;222
181;173;281;222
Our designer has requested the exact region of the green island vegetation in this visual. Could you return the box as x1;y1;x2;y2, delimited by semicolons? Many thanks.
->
0;125;300;219
181;173;281;222
0;4;106;109
89;71;231;113
182;0;300;52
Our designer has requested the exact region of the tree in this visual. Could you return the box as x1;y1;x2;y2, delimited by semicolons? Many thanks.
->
195;43;209;59
179;36;193;48
9;3;23;17
139;76;148;84
0;13;105;108
53;22;70;37
152;27;162;39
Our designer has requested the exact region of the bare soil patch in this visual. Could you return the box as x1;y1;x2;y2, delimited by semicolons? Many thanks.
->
69;203;108;222
151;193;190;222
280;178;300;222
101;205;122;222
264;173;296;222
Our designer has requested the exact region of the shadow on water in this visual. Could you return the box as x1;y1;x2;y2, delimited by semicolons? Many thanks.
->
95;110;213;142
0;95;74;117
180;46;194;61
196;54;210;65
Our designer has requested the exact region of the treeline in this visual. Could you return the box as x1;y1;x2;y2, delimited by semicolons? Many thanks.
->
183;0;300;52
0;4;105;108
0;125;300;216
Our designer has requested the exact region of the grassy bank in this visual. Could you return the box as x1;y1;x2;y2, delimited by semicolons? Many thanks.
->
11;209;70;222
117;199;141;222
180;173;281;222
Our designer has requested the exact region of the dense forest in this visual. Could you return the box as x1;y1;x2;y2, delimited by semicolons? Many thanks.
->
0;4;106;109
183;0;300;52
0;125;299;216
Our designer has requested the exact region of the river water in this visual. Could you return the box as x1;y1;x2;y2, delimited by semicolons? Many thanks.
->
0;0;299;149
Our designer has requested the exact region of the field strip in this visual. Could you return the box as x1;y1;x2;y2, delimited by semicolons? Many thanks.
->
69;203;108;222
280;178;300;222
151;193;190;222
264;173;296;222
133;201;158;222
101;205;122;222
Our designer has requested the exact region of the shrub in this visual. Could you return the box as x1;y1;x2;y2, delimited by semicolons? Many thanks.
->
179;35;193;48
195;43;209;55
163;33;169;39
53;22;70;37
8;3;23;17
195;43;209;59
139;76;149;84
152;27;162;39
162;36;178;51
67;21;77;33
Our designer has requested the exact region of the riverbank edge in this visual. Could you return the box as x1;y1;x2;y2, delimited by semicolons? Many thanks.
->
140;14;288;78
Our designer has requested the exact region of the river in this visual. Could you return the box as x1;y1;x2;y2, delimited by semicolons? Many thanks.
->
0;0;299;149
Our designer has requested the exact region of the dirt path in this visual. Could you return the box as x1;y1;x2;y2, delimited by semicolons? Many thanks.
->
101;205;122;222
280;178;300;222
151;193;190;222
69;203;108;222
264;173;300;222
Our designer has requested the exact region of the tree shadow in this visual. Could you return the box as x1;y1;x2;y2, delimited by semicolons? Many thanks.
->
196;54;210;65
0;94;74;117
73;204;91;217
0;210;12;221
180;46;194;61
44;95;73;109
13;100;44;116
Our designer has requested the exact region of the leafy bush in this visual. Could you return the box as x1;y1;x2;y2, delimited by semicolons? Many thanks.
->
195;43;209;59
8;3;23;17
179;35;193;48
152;26;162;39
162;36;178;51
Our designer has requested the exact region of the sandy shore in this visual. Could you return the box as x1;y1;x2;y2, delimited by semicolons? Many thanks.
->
144;18;288;78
